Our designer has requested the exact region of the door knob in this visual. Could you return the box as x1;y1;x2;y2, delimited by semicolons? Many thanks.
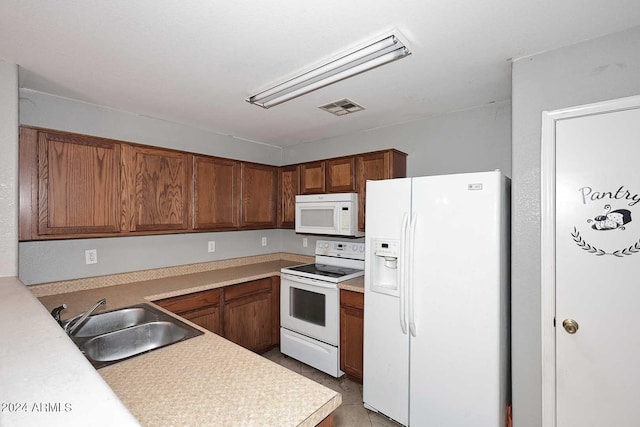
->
562;319;579;334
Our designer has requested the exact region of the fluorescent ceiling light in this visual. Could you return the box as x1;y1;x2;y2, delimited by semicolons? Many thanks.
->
247;33;411;109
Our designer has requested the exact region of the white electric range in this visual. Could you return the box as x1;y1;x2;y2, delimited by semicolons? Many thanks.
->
280;240;365;377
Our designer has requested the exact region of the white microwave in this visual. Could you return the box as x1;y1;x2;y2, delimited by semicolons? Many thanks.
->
295;193;363;237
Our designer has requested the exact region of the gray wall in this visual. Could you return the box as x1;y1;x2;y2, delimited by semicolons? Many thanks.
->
511;25;640;426
19;229;282;285
282;101;512;252
283;100;512;178
20;89;282;165
0;61;19;277
18;90;284;285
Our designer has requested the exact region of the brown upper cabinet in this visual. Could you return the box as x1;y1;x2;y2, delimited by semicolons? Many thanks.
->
326;156;356;193
240;162;277;228
123;145;191;232
192;156;240;230
356;150;407;231
19;126;405;239
285;150;406;232
20;128;122;239
299;161;326;194
277;165;299;229
299;157;357;195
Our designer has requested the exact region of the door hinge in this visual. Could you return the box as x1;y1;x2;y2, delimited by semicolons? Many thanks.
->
553;317;556;327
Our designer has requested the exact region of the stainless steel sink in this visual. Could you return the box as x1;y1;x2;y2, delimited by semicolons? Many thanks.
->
72;306;157;337
70;303;203;369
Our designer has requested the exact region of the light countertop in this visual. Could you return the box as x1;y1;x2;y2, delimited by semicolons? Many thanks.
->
0;277;139;427
35;259;342;426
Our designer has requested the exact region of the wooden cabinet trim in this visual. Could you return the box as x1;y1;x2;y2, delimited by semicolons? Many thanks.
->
155;288;221;314
272;276;281;345
19;127;39;240
340;289;364;309
223;277;273;302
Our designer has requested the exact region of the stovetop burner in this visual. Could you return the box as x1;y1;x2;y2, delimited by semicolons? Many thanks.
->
286;263;363;279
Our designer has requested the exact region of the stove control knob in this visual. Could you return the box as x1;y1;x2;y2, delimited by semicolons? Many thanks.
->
324;243;329;248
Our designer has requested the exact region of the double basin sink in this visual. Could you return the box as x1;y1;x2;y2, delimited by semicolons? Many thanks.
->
69;303;203;369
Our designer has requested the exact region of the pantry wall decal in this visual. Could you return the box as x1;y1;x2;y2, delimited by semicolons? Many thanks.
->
571;185;640;257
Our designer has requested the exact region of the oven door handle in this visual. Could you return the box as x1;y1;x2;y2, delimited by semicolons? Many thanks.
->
281;273;338;289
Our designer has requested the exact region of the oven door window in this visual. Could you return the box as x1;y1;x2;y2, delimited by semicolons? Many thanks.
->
290;287;326;327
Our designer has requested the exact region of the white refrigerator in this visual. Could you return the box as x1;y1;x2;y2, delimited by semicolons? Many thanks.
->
363;170;509;427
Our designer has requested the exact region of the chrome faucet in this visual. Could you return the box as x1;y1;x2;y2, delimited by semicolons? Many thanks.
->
52;298;107;336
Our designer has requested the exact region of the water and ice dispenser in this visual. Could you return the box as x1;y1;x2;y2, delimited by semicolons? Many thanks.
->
370;239;400;297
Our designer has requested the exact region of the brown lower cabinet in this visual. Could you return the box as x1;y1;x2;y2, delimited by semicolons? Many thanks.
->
340;290;364;382
155;276;280;354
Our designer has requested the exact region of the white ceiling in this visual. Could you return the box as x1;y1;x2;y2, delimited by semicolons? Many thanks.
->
1;1;640;148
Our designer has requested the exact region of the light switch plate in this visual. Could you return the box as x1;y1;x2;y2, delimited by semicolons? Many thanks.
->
208;241;216;253
261;237;267;246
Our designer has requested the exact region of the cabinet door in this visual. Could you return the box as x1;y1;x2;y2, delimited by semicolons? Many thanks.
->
125;146;191;232
340;290;364;381
326;156;356;193
193;156;240;230
299;161;326;194
181;306;222;335
36;131;121;236
223;292;273;353
356;150;407;231
241;163;277;228
278;165;299;228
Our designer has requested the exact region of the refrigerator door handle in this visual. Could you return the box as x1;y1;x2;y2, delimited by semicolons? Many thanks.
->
399;212;409;334
408;212;418;337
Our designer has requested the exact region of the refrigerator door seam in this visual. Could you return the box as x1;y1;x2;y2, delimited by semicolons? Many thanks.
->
399;212;409;334
408;212;418;337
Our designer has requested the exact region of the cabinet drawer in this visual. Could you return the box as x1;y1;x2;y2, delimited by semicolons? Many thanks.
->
224;277;273;302
155;288;221;313
340;289;364;310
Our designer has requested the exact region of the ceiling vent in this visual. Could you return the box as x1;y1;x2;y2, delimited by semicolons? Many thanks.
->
319;99;366;116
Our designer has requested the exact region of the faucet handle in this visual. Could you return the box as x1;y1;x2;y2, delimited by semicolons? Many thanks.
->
50;304;67;325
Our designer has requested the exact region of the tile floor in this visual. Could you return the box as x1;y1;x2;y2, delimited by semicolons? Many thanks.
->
262;348;402;427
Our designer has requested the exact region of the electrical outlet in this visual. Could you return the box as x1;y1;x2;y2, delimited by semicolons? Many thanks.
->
85;249;98;265
303;237;308;248
208;241;216;253
261;237;267;247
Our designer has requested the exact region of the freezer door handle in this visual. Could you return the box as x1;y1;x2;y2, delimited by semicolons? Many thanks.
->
399;212;409;334
408;212;417;337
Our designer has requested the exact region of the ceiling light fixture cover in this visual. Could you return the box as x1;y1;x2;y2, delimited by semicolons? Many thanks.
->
247;32;411;109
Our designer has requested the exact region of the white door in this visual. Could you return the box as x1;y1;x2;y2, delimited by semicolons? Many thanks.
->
410;172;507;427
553;105;640;425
